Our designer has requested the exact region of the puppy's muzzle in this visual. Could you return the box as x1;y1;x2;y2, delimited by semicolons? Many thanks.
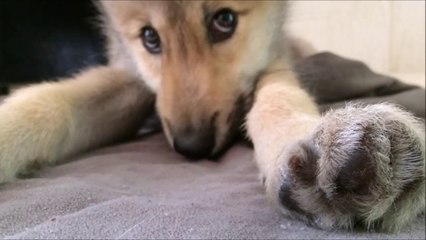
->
172;117;217;160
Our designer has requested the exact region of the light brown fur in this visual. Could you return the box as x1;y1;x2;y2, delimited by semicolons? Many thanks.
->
0;1;424;232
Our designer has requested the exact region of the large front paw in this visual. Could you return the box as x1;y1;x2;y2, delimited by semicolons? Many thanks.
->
275;104;425;232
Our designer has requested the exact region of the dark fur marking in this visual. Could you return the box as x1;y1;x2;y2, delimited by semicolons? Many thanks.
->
279;181;313;222
279;182;305;214
335;146;375;195
211;71;265;159
290;142;319;185
226;70;265;126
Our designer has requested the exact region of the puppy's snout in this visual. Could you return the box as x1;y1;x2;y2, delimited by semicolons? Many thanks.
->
172;118;216;160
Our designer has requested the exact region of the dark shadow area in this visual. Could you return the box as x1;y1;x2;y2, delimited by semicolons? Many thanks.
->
0;0;106;87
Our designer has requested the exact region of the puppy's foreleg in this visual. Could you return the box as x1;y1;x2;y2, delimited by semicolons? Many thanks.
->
0;67;154;183
247;61;425;231
247;66;319;200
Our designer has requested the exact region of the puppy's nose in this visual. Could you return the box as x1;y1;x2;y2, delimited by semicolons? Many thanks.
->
173;127;215;160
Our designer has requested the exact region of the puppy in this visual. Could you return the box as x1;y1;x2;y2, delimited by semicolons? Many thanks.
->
0;1;424;232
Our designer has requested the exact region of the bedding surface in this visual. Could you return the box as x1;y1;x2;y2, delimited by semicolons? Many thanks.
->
1;134;425;239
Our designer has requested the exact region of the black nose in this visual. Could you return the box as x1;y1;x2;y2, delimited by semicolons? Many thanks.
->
173;126;215;160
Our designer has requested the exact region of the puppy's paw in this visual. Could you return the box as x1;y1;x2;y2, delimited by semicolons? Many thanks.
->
0;107;40;184
275;104;425;231
0;89;69;184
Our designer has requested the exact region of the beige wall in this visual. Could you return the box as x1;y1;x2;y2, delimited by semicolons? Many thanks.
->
287;1;425;79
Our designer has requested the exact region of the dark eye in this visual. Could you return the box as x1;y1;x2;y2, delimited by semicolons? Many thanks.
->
141;26;161;54
209;8;238;43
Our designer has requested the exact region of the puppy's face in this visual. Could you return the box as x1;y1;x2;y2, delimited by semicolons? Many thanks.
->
101;1;285;159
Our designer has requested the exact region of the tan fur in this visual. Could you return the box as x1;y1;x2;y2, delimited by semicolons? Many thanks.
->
247;64;320;192
0;1;424;232
0;67;154;182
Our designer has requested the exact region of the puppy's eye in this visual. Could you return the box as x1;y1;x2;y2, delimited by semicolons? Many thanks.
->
141;26;161;54
209;8;238;43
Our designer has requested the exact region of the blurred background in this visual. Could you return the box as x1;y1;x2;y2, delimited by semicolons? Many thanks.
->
288;0;425;87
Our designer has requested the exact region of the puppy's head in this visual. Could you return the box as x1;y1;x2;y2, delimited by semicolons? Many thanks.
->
100;1;286;159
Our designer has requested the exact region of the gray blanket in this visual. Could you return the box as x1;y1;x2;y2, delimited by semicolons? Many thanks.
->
0;53;425;239
296;52;425;119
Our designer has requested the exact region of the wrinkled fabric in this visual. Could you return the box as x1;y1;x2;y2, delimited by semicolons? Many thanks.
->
296;52;425;118
1;135;424;239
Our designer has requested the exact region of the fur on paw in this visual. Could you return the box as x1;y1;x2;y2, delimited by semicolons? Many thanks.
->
276;103;425;232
